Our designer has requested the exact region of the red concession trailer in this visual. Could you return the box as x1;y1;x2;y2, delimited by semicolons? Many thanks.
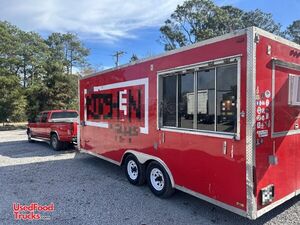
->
79;27;300;219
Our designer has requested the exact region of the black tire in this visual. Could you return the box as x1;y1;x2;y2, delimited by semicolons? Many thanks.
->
50;134;63;151
124;155;146;185
27;129;34;143
146;161;174;198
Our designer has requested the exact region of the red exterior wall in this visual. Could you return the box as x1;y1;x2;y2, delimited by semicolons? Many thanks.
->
79;35;248;211
255;35;300;210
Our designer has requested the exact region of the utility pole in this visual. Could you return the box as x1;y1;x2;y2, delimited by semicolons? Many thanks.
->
112;51;125;67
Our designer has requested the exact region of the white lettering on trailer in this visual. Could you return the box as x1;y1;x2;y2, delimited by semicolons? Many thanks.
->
119;90;128;116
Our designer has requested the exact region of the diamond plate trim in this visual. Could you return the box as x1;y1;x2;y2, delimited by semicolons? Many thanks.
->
246;27;257;219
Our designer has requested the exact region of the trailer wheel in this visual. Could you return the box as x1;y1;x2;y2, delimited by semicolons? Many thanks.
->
124;155;145;185
146;161;174;198
50;134;63;151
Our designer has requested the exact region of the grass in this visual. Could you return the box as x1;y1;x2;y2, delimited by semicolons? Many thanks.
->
0;122;27;131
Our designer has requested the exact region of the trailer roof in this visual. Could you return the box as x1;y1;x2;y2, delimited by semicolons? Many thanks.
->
81;26;300;80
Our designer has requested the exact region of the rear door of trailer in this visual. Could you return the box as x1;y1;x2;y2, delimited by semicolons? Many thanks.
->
254;31;300;214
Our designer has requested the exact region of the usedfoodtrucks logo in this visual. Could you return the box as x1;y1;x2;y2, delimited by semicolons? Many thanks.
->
84;78;149;142
13;202;54;220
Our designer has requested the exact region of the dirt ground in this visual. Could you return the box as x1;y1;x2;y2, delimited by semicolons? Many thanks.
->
0;129;299;225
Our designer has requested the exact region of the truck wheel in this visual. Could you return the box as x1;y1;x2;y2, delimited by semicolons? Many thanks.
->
124;155;145;185
27;130;34;143
50;134;62;151
146;161;174;198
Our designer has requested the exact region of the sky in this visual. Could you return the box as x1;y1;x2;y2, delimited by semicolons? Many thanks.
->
0;0;300;71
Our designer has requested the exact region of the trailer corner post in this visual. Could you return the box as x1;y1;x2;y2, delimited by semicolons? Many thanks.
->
246;26;258;219
77;77;81;151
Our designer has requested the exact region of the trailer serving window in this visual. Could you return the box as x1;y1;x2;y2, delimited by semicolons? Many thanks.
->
158;57;240;138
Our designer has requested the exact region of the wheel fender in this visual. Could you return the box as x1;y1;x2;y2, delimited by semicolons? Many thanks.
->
50;130;60;140
122;150;175;187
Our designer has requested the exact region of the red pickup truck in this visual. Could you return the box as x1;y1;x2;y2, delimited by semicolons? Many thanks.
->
27;110;78;151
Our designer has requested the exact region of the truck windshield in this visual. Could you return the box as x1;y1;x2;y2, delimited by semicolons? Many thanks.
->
51;112;78;119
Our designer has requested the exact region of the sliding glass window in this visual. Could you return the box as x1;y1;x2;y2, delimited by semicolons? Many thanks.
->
160;62;238;135
162;75;177;126
178;73;194;129
197;69;215;131
216;65;237;133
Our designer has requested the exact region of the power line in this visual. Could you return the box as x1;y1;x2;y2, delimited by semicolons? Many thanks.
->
112;51;126;67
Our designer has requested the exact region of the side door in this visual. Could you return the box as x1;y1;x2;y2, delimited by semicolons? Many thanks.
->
271;60;300;196
31;113;42;136
44;112;52;139
40;112;49;138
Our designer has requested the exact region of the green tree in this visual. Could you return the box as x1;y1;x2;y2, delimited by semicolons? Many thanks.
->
43;33;86;110
160;0;217;50
0;21;48;87
159;0;282;50
0;76;26;124
44;72;78;110
242;9;282;35
0;22;28;122
46;33;90;75
0;21;89;121
0;21;23;76
25;32;88;119
219;6;244;32
286;20;300;44
26;68;79;119
63;33;90;74
25;81;49;120
18;31;49;87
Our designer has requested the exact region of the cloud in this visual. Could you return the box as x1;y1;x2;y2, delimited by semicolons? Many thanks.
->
0;0;185;42
215;0;241;6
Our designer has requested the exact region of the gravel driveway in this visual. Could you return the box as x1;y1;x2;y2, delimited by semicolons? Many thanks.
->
0;129;299;225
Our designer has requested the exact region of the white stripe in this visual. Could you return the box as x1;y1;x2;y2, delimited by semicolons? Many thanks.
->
85;121;109;128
